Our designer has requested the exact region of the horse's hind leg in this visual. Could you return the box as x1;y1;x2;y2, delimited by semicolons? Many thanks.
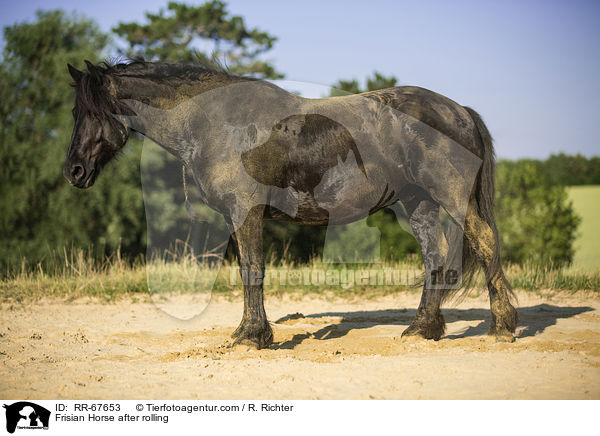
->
401;198;447;340
464;201;517;342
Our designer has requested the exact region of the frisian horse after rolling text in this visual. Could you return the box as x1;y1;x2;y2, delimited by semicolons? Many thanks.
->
63;60;518;349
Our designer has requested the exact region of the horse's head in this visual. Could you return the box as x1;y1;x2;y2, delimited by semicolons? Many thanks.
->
63;61;129;189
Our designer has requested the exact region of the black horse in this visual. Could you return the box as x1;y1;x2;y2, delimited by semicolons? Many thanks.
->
63;60;517;348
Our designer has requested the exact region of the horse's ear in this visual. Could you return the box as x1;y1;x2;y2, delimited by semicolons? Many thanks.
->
68;64;83;82
84;60;103;81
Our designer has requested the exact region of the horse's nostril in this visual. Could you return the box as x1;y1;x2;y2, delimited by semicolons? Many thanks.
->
71;164;85;181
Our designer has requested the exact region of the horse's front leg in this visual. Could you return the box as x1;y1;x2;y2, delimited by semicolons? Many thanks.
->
228;206;273;349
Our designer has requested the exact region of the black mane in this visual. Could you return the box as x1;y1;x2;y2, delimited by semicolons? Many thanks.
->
71;58;236;119
106;58;230;79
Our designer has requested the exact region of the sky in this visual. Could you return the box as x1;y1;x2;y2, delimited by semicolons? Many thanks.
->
1;0;599;159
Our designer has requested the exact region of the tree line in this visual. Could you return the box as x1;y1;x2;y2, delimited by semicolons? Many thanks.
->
0;3;587;274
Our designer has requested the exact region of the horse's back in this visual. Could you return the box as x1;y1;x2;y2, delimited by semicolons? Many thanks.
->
360;86;483;158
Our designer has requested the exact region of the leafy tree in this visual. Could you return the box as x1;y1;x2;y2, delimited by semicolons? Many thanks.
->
330;79;361;96
495;159;580;266
0;10;145;272
330;71;398;96
544;153;600;186
366;72;398;92
113;0;282;78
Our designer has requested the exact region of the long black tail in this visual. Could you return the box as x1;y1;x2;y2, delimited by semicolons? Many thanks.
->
460;107;512;297
464;107;497;232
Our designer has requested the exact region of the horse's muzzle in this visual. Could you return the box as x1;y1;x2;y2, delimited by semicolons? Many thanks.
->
63;161;95;189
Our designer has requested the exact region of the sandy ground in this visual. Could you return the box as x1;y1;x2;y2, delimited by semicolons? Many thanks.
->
1;290;599;399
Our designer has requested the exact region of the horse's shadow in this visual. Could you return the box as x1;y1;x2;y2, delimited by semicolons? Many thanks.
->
272;304;594;349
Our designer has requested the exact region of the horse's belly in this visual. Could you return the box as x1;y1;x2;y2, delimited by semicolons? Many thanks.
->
265;170;394;225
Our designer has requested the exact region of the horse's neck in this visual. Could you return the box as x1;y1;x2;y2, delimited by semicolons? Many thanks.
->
116;72;244;163
116;72;247;110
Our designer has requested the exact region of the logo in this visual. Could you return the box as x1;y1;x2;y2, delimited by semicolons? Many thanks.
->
3;402;50;434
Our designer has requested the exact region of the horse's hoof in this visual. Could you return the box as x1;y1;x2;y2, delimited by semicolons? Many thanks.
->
488;328;516;343
402;313;445;341
225;339;257;351
231;319;273;350
495;334;515;343
401;322;444;341
231;335;273;349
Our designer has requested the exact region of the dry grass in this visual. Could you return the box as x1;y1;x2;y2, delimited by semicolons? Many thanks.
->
1;248;599;303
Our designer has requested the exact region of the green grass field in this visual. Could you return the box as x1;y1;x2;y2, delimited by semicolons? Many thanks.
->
568;185;600;271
